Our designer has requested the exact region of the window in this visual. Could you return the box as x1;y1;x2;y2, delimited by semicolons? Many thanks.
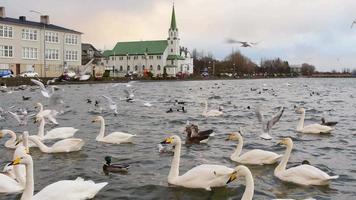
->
0;25;13;38
150;65;153;71
157;65;161;71
111;57;114;61
45;31;59;43
157;55;161;59
149;55;153;60
141;55;146;59
127;56;131;60
65;50;78;61
46;49;59;60
22;47;38;59
119;57;123;60
171;49;173;52
171;41;173;45
119;66;123;71
127;65;130;71
0;45;13;58
171;60;174;65
135;65;138;71
65;34;78;45
134;56;138;60
22;29;38;41
142;65;145;70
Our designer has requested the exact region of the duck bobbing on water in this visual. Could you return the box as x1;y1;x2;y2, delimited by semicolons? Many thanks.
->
184;123;214;144
103;156;129;174
321;118;338;127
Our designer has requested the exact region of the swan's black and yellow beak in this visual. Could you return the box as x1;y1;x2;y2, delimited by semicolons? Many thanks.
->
0;131;3;138
278;139;286;145
161;137;173;144
9;157;21;166
15;138;22;146
91;119;97;123
226;171;237;184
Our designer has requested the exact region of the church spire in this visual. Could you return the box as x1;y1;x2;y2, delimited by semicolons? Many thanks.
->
170;5;177;30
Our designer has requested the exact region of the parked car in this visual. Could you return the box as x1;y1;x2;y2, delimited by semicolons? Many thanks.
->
19;71;38;77
0;69;13;78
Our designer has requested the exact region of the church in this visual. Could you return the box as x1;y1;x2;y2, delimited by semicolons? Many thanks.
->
102;5;194;77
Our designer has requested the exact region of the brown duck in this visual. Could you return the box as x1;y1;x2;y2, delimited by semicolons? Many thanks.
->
184;123;214;144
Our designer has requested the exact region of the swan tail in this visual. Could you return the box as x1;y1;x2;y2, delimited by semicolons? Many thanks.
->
328;175;339;180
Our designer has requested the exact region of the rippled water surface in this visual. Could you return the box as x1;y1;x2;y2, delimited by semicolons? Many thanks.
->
0;78;355;200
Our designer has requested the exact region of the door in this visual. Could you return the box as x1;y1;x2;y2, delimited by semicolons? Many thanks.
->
16;64;20;75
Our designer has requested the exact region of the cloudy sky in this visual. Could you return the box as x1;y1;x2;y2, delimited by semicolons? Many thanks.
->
2;0;356;71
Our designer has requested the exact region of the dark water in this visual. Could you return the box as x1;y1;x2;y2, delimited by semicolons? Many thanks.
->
0;78;355;200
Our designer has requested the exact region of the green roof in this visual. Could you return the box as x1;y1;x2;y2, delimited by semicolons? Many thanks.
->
170;6;177;30
102;50;112;57
107;40;168;56
167;55;185;60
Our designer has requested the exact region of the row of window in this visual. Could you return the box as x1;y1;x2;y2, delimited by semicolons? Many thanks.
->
117;65;162;72
0;45;78;61
112;55;162;61
0;25;79;44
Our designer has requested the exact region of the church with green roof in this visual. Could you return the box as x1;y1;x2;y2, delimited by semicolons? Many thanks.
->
102;5;193;77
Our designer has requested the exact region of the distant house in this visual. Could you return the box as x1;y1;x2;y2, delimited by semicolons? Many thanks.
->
290;65;301;75
81;43;103;65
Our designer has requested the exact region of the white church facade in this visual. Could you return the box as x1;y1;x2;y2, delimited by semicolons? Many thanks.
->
102;5;194;77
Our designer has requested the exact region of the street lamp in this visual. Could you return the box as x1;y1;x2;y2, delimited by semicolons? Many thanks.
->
30;10;46;77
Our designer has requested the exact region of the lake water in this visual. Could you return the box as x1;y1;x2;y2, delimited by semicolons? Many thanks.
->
0;78;355;200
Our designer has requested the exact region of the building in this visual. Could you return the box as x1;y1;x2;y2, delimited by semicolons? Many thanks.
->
102;5;194;77
82;43;103;65
0;7;82;77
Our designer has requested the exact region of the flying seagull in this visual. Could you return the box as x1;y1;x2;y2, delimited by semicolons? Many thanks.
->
101;95;118;115
226;38;259;47
255;106;284;140
351;19;356;28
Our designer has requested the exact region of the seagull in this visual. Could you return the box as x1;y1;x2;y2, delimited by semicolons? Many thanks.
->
124;89;136;102
101;95;118;115
226;38;259;47
46;77;59;86
255;106;284;140
351;19;356;28
30;79;58;98
7;109;34;126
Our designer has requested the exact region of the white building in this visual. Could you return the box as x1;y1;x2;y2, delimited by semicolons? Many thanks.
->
102;5;194;77
0;7;82;77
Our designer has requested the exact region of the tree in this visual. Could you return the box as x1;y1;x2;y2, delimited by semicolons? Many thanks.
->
301;63;315;76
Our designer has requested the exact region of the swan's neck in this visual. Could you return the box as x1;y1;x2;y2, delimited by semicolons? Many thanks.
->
21;158;34;200
97;119;106;140
168;142;181;183
29;137;50;153
231;137;243;160
5;130;17;147
37;118;45;139
242;171;254;200
275;143;293;174
37;104;43;112
297;111;305;131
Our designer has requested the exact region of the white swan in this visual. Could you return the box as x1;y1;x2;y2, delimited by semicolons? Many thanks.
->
161;135;234;191
296;108;332;134
12;131;30;188
202;100;223;117
275;138;338;186
92;116;136;144
0;173;23;194
0;129;19;149
28;136;84;153
226;165;254;200
9;154;107;200
35;103;59;125
36;116;78;140
227;132;282;165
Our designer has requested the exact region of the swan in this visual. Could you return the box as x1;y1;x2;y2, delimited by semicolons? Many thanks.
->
35;103;59;125
226;165;254;200
28;135;84;153
36;116;78;140
255;106;284;140
274;138;338;186
202;100;223;117
12;131;30;188
0;129;20;149
161;135;234;191
9;154;107;200
92;116;136;144
0;173;23;194
295;108;332;134
227;131;282;165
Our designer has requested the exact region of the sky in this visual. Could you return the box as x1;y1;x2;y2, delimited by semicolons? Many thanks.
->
2;0;356;71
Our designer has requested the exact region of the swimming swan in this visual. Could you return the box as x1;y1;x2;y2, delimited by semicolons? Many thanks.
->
36;116;78;140
227;131;282;165
296;108;332;134
28;136;84;153
202;100;223;117
92;116;135;144
226;165;254;200
274;138;338;186
161;135;234;191
9;154;108;200
0;129;20;149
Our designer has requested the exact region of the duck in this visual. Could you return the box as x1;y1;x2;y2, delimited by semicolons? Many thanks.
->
295;108;332;134
227;131;282;165
226;165;254;200
22;96;31;101
274;138;338;186
255;106;284;140
28;135;84;153
35;116;78;140
92;116;136;144
202;100;223;117
8;154;107;200
184;123;214;144
103;156;129;173
321;118;338;127
161;135;234;191
0;129;20;149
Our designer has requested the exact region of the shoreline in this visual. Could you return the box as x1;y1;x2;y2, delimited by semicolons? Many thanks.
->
0;75;354;87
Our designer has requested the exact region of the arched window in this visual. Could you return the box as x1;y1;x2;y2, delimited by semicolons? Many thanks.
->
127;65;130;71
119;66;123;71
157;65;161;71
135;65;138;71
150;65;153;71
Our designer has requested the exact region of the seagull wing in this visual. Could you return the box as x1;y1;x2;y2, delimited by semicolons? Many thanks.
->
123;89;130;98
30;79;47;91
7;111;21;123
226;38;243;44
102;95;115;105
255;106;264;122
267;107;284;129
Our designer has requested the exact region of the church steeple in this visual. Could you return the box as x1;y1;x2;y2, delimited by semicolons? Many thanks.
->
170;5;177;30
